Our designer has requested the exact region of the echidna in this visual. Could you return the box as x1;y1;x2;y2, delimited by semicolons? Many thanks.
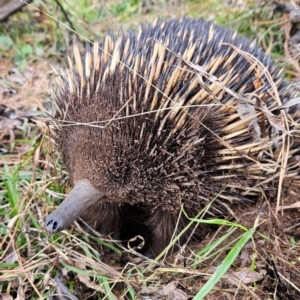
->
45;17;300;255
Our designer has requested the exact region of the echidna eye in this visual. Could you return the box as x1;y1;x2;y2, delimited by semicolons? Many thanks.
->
112;179;120;186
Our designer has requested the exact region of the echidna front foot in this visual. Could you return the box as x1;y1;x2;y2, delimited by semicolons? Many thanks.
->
79;201;123;236
147;209;183;256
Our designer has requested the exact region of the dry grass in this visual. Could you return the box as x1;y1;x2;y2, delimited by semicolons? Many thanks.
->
1;0;300;299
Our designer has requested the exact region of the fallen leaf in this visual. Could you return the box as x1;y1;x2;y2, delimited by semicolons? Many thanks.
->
261;102;288;133
237;99;261;141
4;248;19;264
240;242;254;267
141;281;188;300
159;281;188;300
228;269;263;286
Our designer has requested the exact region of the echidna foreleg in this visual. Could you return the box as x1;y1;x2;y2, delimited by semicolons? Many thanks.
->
79;201;123;238
45;180;104;233
147;209;185;255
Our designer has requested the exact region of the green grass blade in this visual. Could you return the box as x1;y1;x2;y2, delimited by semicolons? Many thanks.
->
193;226;256;300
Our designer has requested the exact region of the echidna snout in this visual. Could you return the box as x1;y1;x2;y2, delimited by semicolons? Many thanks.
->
45;17;299;255
45;180;104;233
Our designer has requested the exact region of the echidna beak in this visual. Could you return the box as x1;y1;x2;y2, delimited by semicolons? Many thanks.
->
45;179;105;233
